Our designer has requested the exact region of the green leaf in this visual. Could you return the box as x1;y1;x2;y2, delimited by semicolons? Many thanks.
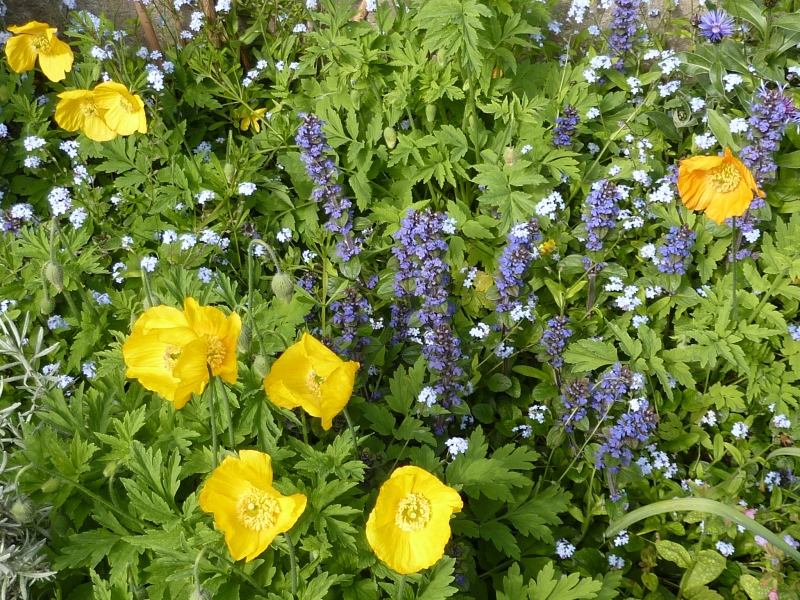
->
416;557;458;600
724;0;766;37
739;575;768;600
706;110;738;152
562;340;619;372
53;531;120;570
656;540;692;568
480;521;520;559
684;550;726;589
606;498;800;563
528;561;602;600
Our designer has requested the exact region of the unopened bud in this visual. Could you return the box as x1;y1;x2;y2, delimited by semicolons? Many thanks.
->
237;323;252;355
425;105;437;123
503;146;517;167
45;261;64;291
103;461;118;478
41;478;61;494
143;293;162;310
190;588;211;600
224;163;236;184
40;295;56;315
383;127;397;149
253;355;268;378
10;498;35;523
271;271;295;304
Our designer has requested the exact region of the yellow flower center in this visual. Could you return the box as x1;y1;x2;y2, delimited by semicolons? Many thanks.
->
32;34;50;52
706;162;742;193
206;334;226;369
119;96;135;113
306;370;326;396
236;488;281;531
82;100;100;118
395;493;432;532
163;344;181;371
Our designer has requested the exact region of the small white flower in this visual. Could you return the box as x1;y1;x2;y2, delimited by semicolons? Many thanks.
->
140;256;158;272
690;97;706;112
470;323;490;339
276;228;293;243
613;530;629;546
69;207;88;228
445;437;469;457
418;387;437;408
198;267;214;283
773;414;791;429
731;421;749;439
555;539;575;559
729;117;749;134
238;182;257;196
441;217;457;235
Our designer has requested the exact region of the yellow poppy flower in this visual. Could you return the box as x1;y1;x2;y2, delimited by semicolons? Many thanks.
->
677;147;765;224
263;333;359;430
237;107;267;133
366;466;463;575
55;89;117;142
5;21;74;82
199;450;307;562
122;298;241;409
92;82;147;136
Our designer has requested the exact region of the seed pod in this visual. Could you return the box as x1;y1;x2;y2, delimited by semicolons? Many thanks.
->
10;498;35;523
237;322;252;355
271;271;295;304
384;126;397;149
45;261;64;291
425;104;437;123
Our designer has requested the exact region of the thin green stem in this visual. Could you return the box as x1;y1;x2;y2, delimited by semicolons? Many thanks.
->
284;532;298;596
207;369;219;469
300;411;309;445
141;268;156;309
396;575;407;600
216;376;236;453
193;547;209;594
342;407;359;454
731;217;738;322
746;268;788;325
205;547;262;589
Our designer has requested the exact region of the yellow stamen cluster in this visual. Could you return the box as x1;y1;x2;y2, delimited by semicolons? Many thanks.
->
206;335;226;369
236;488;281;531
706;162;742;193
163;345;181;371
306;370;325;396
395;493;432;532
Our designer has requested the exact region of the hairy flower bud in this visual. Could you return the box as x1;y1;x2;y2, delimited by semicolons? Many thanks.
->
45;261;64;291
10;498;35;523
271;271;295;304
103;461;118;478
237;322;252;355
503;146;517;167
224;163;236;184
41;478;61;494
425;104;437;123
383;126;397;149
190;588;211;600
143;293;162;309
40;295;56;315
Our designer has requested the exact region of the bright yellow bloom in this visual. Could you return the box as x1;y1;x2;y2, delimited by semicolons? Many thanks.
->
236;107;267;133
55;89;117;142
93;82;147;135
366;466;463;575
5;21;74;82
122;298;241;409
263;333;359;430
199;450;307;562
677;147;765;224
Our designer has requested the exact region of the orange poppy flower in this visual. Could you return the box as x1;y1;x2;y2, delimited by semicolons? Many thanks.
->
677;147;764;224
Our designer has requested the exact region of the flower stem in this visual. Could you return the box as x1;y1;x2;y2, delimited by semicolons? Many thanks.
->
216;376;236;453
395;575;407;600
284;532;298;596
300;411;309;445
193;546;209;595
342;407;359;454
731;217;739;322
207;370;219;469
746;268;789;325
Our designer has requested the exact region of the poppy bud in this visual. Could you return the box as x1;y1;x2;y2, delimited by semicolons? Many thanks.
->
45;261;64;291
143;293;162;309
40;295;56;315
103;461;118;478
190;589;211;600
271;271;295;304
426;105;437;123
384;127;397;149
41;478;61;493
224;163;236;184
10;498;35;523
503;146;517;167
237;322;252;355
253;354;268;378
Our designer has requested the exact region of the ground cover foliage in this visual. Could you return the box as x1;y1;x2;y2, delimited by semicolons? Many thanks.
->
1;0;800;598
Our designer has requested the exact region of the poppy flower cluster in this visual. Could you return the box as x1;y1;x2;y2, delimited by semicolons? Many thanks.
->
56;82;148;141
123;299;462;574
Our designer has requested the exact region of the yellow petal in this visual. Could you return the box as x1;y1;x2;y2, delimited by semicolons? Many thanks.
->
318;360;360;430
37;36;73;82
302;333;347;378
4;34;38;74
122;331;181;401
172;337;210;408
54;90;92;132
82;113;117;142
7;21;51;35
